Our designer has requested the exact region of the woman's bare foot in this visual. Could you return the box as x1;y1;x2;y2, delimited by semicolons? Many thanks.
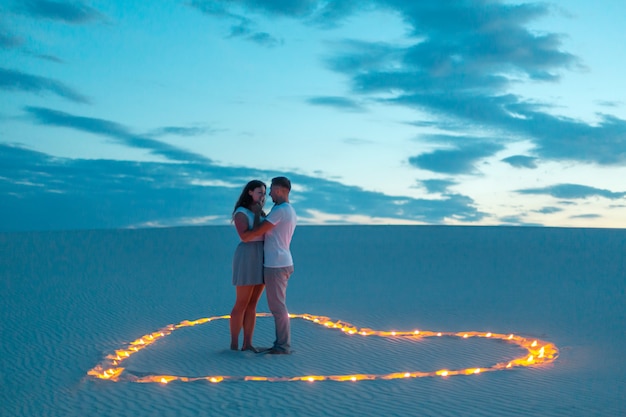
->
241;345;260;353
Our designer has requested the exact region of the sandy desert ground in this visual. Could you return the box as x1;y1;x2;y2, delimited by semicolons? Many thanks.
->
1;225;624;416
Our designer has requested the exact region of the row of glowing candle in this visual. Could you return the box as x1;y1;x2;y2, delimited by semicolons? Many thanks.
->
87;313;558;384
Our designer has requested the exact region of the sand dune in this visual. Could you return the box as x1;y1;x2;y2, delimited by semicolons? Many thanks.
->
1;226;624;416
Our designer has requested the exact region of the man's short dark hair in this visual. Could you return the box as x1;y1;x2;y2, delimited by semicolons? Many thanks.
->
271;176;291;191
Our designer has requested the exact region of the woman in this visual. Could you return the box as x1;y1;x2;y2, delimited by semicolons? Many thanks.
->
230;180;267;352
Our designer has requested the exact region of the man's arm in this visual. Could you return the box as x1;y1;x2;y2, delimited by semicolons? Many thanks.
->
240;220;275;242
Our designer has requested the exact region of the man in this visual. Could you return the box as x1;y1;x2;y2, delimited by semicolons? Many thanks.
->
241;176;297;354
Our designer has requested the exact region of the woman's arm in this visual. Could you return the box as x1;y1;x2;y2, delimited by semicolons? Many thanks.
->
233;212;251;240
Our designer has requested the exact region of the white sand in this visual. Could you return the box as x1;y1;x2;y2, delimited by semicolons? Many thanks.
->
1;226;624;416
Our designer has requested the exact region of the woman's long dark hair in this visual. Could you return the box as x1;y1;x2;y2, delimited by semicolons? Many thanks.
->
232;180;267;217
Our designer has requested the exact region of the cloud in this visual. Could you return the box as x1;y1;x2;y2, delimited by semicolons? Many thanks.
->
387;92;626;167
0;25;23;49
0;67;89;103
248;31;282;46
517;112;626;165
26;52;65;63
13;0;104;24
334;2;578;95
191;1;626;168
570;213;601;220
408;141;503;174
292;173;485;224
498;215;527;226
307;95;364;111
501;155;537;168
189;1;283;46
596;100;623;108
517;183;626;200
148;125;218;138
500;217;543;227
318;2;625;167
0;142;485;231
419;178;457;194
534;206;562;214
324;39;404;75
0;21;63;59
0;144;228;231
189;0;356;22
227;19;282;46
189;0;363;45
218;0;319;17
24;106;214;164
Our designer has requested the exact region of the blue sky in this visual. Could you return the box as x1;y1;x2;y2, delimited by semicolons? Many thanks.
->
2;0;625;231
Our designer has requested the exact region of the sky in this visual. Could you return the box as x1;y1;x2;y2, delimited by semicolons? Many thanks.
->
1;0;626;231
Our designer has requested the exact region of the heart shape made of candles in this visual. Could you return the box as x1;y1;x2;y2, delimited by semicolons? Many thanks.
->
87;313;558;383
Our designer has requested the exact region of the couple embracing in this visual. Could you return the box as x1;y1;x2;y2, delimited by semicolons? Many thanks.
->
229;176;296;355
